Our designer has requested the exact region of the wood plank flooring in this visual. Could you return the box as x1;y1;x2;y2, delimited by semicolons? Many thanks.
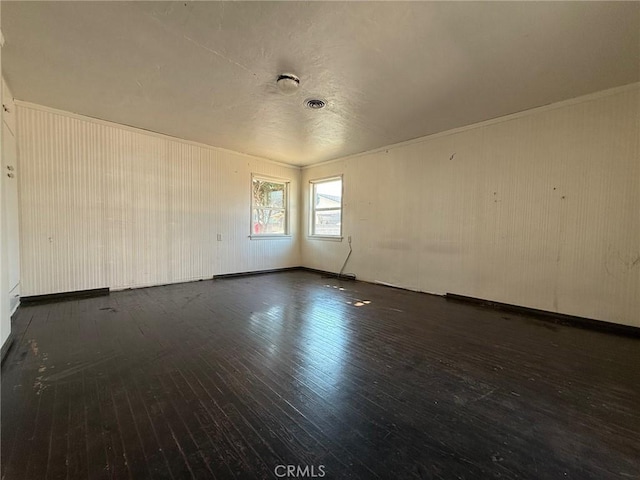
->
1;271;639;479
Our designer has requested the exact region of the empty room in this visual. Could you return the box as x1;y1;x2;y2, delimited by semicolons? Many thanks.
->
1;1;639;479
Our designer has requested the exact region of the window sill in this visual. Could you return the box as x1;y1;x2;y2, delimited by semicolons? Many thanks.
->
308;236;343;242
249;235;292;240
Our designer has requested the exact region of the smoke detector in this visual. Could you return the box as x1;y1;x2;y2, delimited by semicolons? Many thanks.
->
276;73;300;95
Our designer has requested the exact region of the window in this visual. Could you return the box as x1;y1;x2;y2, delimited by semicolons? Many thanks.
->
251;176;289;236
310;176;342;237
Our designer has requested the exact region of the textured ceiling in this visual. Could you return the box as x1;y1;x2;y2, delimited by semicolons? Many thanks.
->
2;1;639;166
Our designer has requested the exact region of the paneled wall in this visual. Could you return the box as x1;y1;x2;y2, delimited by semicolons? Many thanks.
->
0;18;12;350
17;103;300;296
2;79;19;313
302;85;640;327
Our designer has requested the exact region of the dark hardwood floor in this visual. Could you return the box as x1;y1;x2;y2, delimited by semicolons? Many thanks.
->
1;271;638;479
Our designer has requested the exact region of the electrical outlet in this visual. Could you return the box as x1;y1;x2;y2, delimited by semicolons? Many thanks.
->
217;234;222;241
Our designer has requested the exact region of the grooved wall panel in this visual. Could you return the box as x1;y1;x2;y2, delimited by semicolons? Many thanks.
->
17;104;300;295
302;85;640;327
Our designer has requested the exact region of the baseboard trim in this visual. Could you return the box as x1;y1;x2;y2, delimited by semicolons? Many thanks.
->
446;293;640;338
213;267;302;279
298;267;357;280
298;266;336;276
13;274;636;337
21;287;110;305
214;266;357;281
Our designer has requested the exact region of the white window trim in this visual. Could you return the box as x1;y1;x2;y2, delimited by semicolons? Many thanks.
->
250;174;290;238
308;235;343;242
309;175;343;240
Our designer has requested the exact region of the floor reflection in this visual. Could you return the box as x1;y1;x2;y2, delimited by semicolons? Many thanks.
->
249;304;285;364
248;288;352;402
297;300;350;395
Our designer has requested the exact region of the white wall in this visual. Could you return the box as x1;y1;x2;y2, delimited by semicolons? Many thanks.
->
17;103;301;296
1;13;20;352
11;85;640;327
302;85;640;328
0;13;11;352
3;79;20;313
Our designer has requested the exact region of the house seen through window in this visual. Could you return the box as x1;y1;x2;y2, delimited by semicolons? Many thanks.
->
311;177;342;237
252;176;288;235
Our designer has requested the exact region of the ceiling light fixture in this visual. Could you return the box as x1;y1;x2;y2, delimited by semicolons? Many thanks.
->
276;73;300;95
305;98;326;110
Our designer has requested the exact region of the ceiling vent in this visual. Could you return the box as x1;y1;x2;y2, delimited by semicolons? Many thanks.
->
305;98;326;110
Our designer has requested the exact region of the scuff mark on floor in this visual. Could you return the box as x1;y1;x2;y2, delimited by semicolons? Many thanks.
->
43;353;120;383
29;339;39;356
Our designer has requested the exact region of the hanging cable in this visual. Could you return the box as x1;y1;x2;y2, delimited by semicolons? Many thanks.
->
337;236;356;280
320;236;356;281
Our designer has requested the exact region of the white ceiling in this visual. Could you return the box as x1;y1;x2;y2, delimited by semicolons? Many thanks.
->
2;1;639;166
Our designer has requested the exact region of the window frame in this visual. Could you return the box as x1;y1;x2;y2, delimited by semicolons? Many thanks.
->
309;175;343;240
250;174;291;239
